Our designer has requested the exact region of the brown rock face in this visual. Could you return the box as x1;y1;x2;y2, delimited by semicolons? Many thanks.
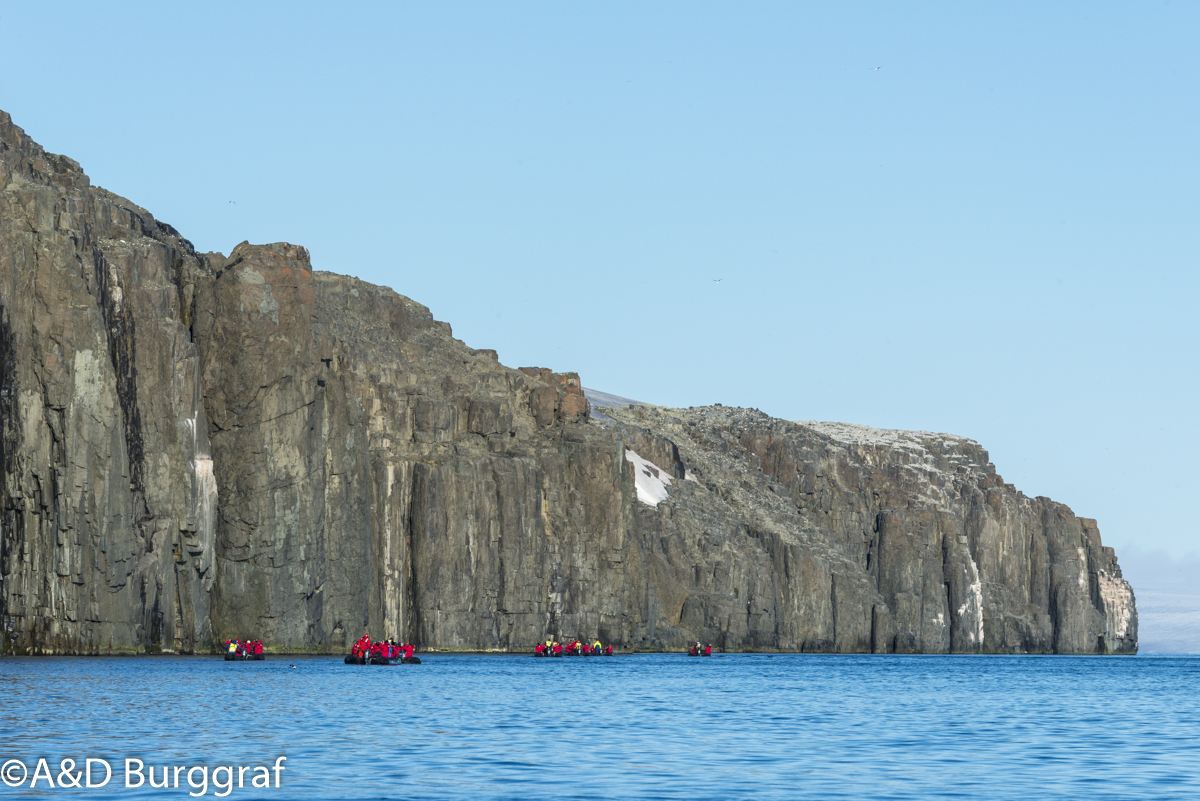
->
0;111;1136;654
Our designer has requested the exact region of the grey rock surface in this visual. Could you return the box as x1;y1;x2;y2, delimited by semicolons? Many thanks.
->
0;111;1136;654
0;112;216;653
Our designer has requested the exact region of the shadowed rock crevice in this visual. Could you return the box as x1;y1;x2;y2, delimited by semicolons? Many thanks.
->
0;110;1136;655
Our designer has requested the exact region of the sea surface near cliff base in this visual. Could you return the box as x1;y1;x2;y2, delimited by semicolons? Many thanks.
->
2;654;1196;799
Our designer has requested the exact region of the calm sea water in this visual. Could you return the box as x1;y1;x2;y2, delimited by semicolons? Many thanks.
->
1;653;1196;799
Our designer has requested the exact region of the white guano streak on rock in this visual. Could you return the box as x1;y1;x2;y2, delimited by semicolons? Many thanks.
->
800;421;980;511
626;448;673;507
107;263;123;313
957;555;985;647
384;463;401;637
1097;570;1133;640
185;413;218;589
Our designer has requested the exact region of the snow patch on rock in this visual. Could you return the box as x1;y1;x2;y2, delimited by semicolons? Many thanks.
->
626;448;672;507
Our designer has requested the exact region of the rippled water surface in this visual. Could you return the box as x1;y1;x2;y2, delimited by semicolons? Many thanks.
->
2;654;1197;799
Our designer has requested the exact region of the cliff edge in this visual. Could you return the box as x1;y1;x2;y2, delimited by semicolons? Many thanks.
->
0;111;1136;654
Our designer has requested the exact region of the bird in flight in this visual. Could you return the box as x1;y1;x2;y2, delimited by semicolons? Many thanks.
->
229;200;236;205
713;279;722;284
871;66;882;71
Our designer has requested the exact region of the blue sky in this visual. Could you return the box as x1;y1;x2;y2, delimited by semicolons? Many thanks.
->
1;2;1196;583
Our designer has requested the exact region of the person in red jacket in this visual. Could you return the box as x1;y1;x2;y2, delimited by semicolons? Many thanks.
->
703;644;712;656
253;640;264;656
534;643;544;655
605;645;614;655
552;641;563;655
402;643;415;660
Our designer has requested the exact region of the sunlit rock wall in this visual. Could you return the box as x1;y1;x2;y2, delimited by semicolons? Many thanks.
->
0;110;1136;655
0;112;216;653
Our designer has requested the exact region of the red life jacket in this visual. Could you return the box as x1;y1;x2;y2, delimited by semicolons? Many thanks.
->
704;645;711;655
403;644;415;659
254;641;263;655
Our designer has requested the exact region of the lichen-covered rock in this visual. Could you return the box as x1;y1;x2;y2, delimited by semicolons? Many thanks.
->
0;110;1136;655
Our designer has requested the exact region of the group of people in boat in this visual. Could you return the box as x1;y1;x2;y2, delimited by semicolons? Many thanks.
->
223;638;264;660
348;635;416;664
689;642;714;656
534;638;614;657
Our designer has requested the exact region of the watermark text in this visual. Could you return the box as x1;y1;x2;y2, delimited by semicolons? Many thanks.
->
1;757;286;796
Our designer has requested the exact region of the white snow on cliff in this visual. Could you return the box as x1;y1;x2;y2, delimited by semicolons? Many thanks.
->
626;448;672;507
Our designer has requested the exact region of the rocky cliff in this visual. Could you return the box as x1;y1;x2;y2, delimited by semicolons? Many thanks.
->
0;111;1136;655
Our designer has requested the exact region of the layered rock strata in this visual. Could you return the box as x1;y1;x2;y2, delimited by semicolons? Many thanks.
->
0;111;1136;654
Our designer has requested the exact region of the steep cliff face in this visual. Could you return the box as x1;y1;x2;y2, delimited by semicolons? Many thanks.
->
0;111;1136;654
0;112;216;653
595;405;1137;654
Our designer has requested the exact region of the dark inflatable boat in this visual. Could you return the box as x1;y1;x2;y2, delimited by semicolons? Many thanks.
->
345;654;420;665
